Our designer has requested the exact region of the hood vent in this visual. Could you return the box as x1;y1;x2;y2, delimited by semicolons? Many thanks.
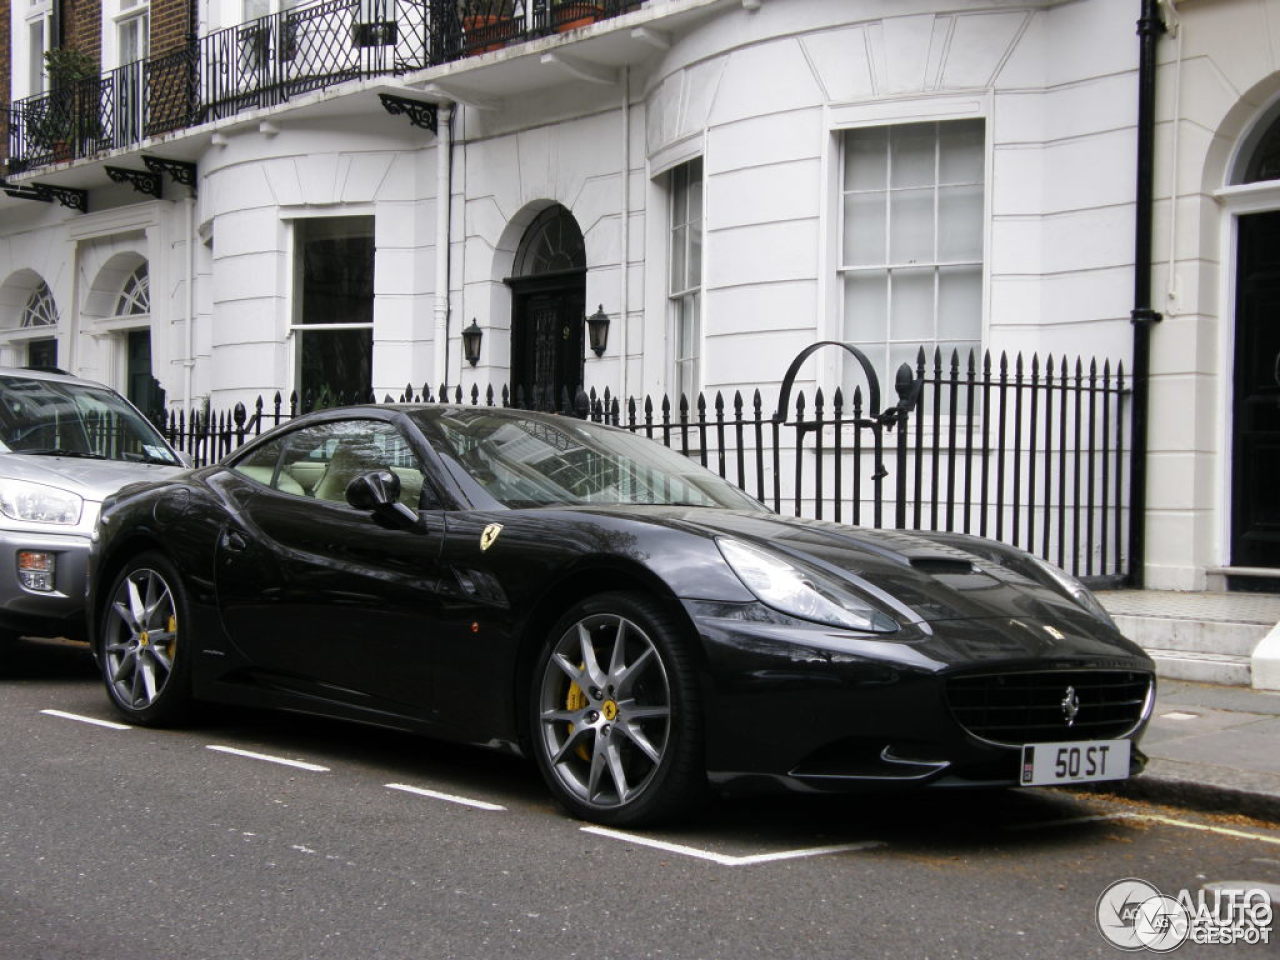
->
909;556;976;575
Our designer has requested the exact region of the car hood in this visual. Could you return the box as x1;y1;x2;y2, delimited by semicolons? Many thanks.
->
573;506;1122;633
0;453;185;500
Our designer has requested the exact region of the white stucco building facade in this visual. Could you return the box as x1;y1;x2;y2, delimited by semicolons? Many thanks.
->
4;0;1280;591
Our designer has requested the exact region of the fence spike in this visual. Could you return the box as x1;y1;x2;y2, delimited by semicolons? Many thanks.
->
486;384;495;406
470;383;480;405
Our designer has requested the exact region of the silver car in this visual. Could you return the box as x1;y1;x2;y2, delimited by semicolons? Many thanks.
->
0;368;185;642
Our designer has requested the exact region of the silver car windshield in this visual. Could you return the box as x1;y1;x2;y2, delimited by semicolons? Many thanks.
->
0;375;180;466
413;409;767;511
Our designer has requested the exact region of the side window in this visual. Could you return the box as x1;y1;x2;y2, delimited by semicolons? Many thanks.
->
276;419;430;508
230;437;293;492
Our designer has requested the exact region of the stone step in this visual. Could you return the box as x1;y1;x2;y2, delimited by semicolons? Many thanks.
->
1142;648;1252;686
1110;614;1267;659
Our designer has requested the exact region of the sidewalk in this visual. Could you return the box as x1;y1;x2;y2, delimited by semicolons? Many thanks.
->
1098;678;1280;822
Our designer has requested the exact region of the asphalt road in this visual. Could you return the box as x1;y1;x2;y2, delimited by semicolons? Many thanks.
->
2;636;1277;960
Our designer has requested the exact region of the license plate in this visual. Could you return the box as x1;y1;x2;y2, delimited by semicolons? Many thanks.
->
1020;739;1131;786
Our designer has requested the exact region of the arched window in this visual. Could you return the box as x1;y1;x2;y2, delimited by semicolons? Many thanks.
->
513;205;585;277
22;281;59;328
115;263;150;316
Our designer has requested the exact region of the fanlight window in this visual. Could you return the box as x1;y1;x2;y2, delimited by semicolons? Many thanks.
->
513;205;585;277
115;264;150;317
22;281;59;329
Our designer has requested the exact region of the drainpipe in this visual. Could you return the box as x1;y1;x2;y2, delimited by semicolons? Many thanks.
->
433;104;453;393
620;65;630;403
184;194;197;422
1129;0;1166;588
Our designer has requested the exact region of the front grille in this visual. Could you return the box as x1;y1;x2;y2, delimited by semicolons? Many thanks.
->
946;670;1152;745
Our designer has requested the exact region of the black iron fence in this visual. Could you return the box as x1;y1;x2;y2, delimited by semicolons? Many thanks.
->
156;344;1130;584
5;0;644;173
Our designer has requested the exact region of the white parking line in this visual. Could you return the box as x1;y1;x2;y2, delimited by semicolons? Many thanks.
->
1009;812;1280;846
40;709;131;731
581;825;883;867
385;783;506;811
205;745;330;772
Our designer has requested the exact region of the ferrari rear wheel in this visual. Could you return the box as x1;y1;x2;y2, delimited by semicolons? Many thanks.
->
532;592;704;825
98;552;192;725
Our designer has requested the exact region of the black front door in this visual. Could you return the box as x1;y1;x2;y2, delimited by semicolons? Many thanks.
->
1232;211;1280;567
511;280;585;410
126;329;165;418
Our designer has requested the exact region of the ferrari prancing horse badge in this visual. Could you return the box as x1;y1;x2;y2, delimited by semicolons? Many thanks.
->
480;523;504;552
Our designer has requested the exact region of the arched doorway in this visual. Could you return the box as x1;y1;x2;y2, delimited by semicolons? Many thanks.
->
507;205;586;409
1231;112;1280;568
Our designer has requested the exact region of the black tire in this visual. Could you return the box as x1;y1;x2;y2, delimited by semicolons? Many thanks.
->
530;591;705;826
96;552;193;725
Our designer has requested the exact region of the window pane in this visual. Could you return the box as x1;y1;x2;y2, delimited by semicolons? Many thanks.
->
688;158;703;224
671;224;687;293
843;192;885;266
938;184;983;261
842;271;887;341
937;265;981;340
940;120;984;183
844;127;887;190
889;188;934;263
889;341;926;388
298;217;374;326
299;328;372;407
889;267;934;342
676;293;700;399
890;124;935;188
688;217;702;287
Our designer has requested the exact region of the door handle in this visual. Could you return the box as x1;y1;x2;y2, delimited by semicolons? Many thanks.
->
222;530;249;553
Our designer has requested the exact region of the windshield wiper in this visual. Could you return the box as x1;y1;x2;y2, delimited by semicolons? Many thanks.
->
17;449;109;460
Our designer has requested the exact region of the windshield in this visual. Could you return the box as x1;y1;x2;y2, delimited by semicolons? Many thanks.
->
0;375;181;466
411;408;767;512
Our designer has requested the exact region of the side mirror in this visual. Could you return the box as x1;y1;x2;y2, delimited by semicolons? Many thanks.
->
345;469;419;529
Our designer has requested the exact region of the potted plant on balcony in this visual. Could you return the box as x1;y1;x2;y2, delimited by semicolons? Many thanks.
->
458;0;519;54
550;0;604;32
31;47;102;162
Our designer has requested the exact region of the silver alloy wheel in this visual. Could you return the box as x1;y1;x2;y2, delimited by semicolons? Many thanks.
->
103;567;179;710
537;612;672;809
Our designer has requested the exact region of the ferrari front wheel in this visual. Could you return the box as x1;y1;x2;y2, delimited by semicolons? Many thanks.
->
531;592;704;826
98;552;192;725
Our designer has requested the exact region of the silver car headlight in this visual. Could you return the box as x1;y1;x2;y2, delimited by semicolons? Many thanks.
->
0;479;84;525
1024;553;1117;629
717;537;897;633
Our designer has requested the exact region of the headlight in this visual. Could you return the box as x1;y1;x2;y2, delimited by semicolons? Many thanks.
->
0;479;83;525
717;537;897;633
1025;553;1117;629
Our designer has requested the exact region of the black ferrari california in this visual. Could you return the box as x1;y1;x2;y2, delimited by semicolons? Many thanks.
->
88;405;1154;825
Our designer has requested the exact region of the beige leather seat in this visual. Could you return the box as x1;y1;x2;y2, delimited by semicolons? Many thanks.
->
312;444;365;502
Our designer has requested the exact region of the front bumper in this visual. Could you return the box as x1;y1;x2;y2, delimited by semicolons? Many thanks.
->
0;527;92;640
686;601;1154;795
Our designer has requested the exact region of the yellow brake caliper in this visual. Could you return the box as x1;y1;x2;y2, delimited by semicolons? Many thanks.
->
565;671;591;762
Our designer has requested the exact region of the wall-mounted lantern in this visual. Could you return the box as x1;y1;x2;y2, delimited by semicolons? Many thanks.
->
462;319;483;367
586;305;609;357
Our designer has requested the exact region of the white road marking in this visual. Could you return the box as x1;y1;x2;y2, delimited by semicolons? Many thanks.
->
385;783;506;811
1159;711;1200;720
581;825;883;866
205;745;330;772
1010;811;1280;846
40;709;131;730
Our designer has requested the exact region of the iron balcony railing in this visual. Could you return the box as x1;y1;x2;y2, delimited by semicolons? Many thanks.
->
4;0;643;174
